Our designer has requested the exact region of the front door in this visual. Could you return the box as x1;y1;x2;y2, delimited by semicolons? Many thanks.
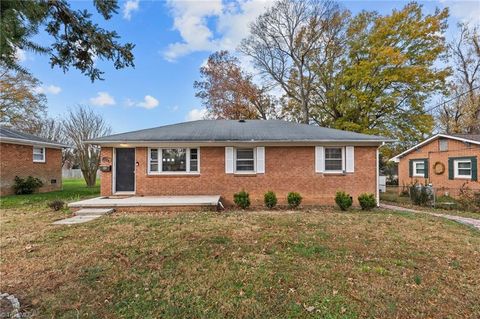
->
115;148;135;193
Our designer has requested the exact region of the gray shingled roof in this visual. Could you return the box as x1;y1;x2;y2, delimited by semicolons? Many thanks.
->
451;134;480;143
0;126;67;148
89;120;390;143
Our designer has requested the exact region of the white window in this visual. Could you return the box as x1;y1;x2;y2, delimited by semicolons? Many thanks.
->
412;160;425;177
454;159;472;179
235;148;255;172
148;148;199;174
33;147;45;163
324;147;344;172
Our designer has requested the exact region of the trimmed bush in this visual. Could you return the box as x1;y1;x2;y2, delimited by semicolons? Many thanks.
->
287;192;302;209
335;191;352;211
234;190;250;209
358;193;376;210
409;184;429;206
13;176;43;195
264;191;277;209
48;200;65;211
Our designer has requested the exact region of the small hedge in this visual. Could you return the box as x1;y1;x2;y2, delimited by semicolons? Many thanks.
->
264;191;277;209
287;192;302;209
13;176;43;195
48;200;65;211
409;184;429;206
233;190;250;209
358;193;376;210
335;191;352;211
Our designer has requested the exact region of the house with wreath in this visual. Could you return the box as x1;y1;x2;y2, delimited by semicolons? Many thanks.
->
391;133;480;196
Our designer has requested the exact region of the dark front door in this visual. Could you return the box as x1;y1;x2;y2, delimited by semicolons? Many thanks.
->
115;148;135;192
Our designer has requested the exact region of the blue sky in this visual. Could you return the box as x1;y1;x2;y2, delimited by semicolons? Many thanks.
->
18;0;480;134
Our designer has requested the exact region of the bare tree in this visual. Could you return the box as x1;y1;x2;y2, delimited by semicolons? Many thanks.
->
62;106;111;187
239;0;345;123
439;23;480;133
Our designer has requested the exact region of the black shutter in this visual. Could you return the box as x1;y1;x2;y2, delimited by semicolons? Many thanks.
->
424;159;429;178
472;156;478;181
448;158;454;180
409;160;413;177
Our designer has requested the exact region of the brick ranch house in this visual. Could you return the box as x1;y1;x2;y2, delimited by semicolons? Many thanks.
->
88;120;390;207
391;133;479;195
0;126;66;195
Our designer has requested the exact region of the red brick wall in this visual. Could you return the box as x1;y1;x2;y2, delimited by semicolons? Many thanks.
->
0;142;62;195
398;138;480;195
100;146;378;206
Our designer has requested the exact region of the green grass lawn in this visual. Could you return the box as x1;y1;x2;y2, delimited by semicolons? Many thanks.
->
0;178;100;209
1;205;479;318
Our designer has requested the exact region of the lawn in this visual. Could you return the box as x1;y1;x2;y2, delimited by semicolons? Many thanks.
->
1;197;479;318
0;178;100;209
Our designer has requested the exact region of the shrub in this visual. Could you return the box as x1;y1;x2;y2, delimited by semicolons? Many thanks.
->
287;192;302;209
409;184;430;206
457;184;480;212
264;191;277;209
358;193;376;210
13;176;43;195
233;190;250;209
48;200;65;211
335;191;352;211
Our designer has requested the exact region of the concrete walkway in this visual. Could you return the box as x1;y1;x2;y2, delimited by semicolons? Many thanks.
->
53;208;113;225
380;203;480;231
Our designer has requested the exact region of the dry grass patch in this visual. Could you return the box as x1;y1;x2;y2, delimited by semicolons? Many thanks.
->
1;207;479;318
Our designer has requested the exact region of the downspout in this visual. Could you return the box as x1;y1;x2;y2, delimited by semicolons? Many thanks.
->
376;146;381;207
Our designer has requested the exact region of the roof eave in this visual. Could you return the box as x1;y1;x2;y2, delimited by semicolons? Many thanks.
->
0;137;69;149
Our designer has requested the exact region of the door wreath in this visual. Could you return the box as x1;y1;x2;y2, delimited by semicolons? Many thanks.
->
433;161;445;175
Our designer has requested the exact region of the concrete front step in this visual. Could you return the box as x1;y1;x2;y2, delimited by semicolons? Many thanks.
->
75;208;114;216
53;215;103;225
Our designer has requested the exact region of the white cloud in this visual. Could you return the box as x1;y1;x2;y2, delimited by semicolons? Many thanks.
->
163;0;271;61
33;85;62;95
137;95;159;109
90;92;116;106
15;48;27;62
125;95;160;109
185;108;207;121
123;0;140;20
440;1;480;23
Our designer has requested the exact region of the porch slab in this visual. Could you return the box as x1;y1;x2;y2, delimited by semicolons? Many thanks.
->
68;195;222;209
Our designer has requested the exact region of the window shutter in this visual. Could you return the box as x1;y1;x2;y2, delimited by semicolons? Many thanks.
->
256;147;265;173
448;158;454;180
409;160;413;177
225;147;234;174
472;156;478;181
345;146;354;172
424;159;429;178
315;146;325;173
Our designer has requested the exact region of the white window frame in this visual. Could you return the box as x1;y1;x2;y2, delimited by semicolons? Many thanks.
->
454;159;472;179
412;160;425;177
147;147;200;175
234;147;256;174
33;146;46;163
324;147;345;173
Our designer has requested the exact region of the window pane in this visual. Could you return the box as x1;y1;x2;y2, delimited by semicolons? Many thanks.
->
325;148;342;159
33;154;44;161
325;160;342;171
236;160;254;171
150;163;158;172
190;148;198;172
150;149;158;160
458;162;471;169
237;148;254;160
458;169;471;176
162;149;186;172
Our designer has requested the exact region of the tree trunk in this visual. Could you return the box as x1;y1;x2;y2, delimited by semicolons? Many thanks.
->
82;168;97;187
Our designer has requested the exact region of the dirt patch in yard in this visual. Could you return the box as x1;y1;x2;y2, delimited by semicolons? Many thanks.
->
1;207;479;318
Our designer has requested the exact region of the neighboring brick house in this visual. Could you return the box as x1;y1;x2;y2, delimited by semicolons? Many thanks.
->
0;127;66;195
88;120;390;206
392;134;480;195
